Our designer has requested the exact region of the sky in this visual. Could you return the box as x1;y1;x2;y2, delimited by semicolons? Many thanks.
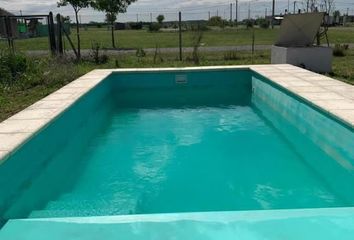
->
1;0;354;23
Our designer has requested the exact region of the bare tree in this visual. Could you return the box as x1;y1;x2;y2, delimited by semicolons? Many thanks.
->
322;0;335;14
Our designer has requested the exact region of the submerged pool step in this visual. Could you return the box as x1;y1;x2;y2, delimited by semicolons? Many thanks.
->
3;208;354;240
29;208;126;218
29;209;101;218
29;198;134;218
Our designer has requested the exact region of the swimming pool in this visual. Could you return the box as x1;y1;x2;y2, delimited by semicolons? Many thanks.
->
0;66;353;239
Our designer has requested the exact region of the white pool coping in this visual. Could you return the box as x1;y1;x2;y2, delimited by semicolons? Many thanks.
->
0;64;353;164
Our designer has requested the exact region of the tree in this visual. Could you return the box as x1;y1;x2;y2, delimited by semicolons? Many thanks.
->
333;10;341;18
156;14;164;24
208;16;223;27
57;0;91;60
256;18;269;29
323;0;335;15
91;0;137;49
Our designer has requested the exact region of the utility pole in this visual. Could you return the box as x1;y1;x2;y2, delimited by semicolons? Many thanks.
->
230;3;233;22
178;11;182;61
150;13;152;23
347;8;349;16
208;11;211;20
265;8;267;18
217;9;219;17
288;0;290;13
272;0;275;29
248;2;251;20
235;0;238;25
136;14;139;22
293;1;296;14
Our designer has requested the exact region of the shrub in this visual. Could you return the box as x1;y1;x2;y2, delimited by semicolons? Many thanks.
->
208;16;223;27
224;50;239;61
0;52;76;90
149;23;161;32
245;20;254;28
258;18;270;29
333;44;349;57
89;42;109;64
136;48;146;62
189;23;209;31
0;51;28;86
128;22;143;30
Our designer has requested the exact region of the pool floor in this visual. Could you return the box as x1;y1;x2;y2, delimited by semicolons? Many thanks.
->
24;104;346;218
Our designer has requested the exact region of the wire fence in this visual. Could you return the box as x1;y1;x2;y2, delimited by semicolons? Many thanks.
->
1;0;354;58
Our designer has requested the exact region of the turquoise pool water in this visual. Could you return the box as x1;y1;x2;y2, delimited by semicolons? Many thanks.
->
0;70;353;223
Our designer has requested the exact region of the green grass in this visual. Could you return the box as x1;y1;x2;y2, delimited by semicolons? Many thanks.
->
330;48;354;84
1;26;354;51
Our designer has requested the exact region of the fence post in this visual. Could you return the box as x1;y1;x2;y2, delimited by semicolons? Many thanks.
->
56;14;64;55
48;12;57;56
4;16;14;53
179;11;182;61
251;28;255;64
272;0;275;29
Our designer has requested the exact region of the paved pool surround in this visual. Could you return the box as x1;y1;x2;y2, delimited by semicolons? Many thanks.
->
0;64;353;164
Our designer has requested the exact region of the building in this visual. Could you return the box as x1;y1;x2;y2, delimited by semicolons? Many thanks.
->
0;8;18;38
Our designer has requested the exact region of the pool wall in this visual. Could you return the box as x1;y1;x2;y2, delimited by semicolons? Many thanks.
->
111;70;252;107
252;74;353;165
0;79;113;221
252;74;354;203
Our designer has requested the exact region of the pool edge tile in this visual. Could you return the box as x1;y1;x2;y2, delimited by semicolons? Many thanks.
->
0;69;114;163
250;65;354;128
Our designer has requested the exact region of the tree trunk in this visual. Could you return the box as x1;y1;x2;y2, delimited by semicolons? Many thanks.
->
111;21;116;49
75;11;81;60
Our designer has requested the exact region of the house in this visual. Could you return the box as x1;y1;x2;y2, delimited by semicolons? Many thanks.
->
265;15;284;25
0;8;18;38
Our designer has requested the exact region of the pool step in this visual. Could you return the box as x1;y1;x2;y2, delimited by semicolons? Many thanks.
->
29;198;136;218
3;208;354;240
29;209;104;218
29;208;129;218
